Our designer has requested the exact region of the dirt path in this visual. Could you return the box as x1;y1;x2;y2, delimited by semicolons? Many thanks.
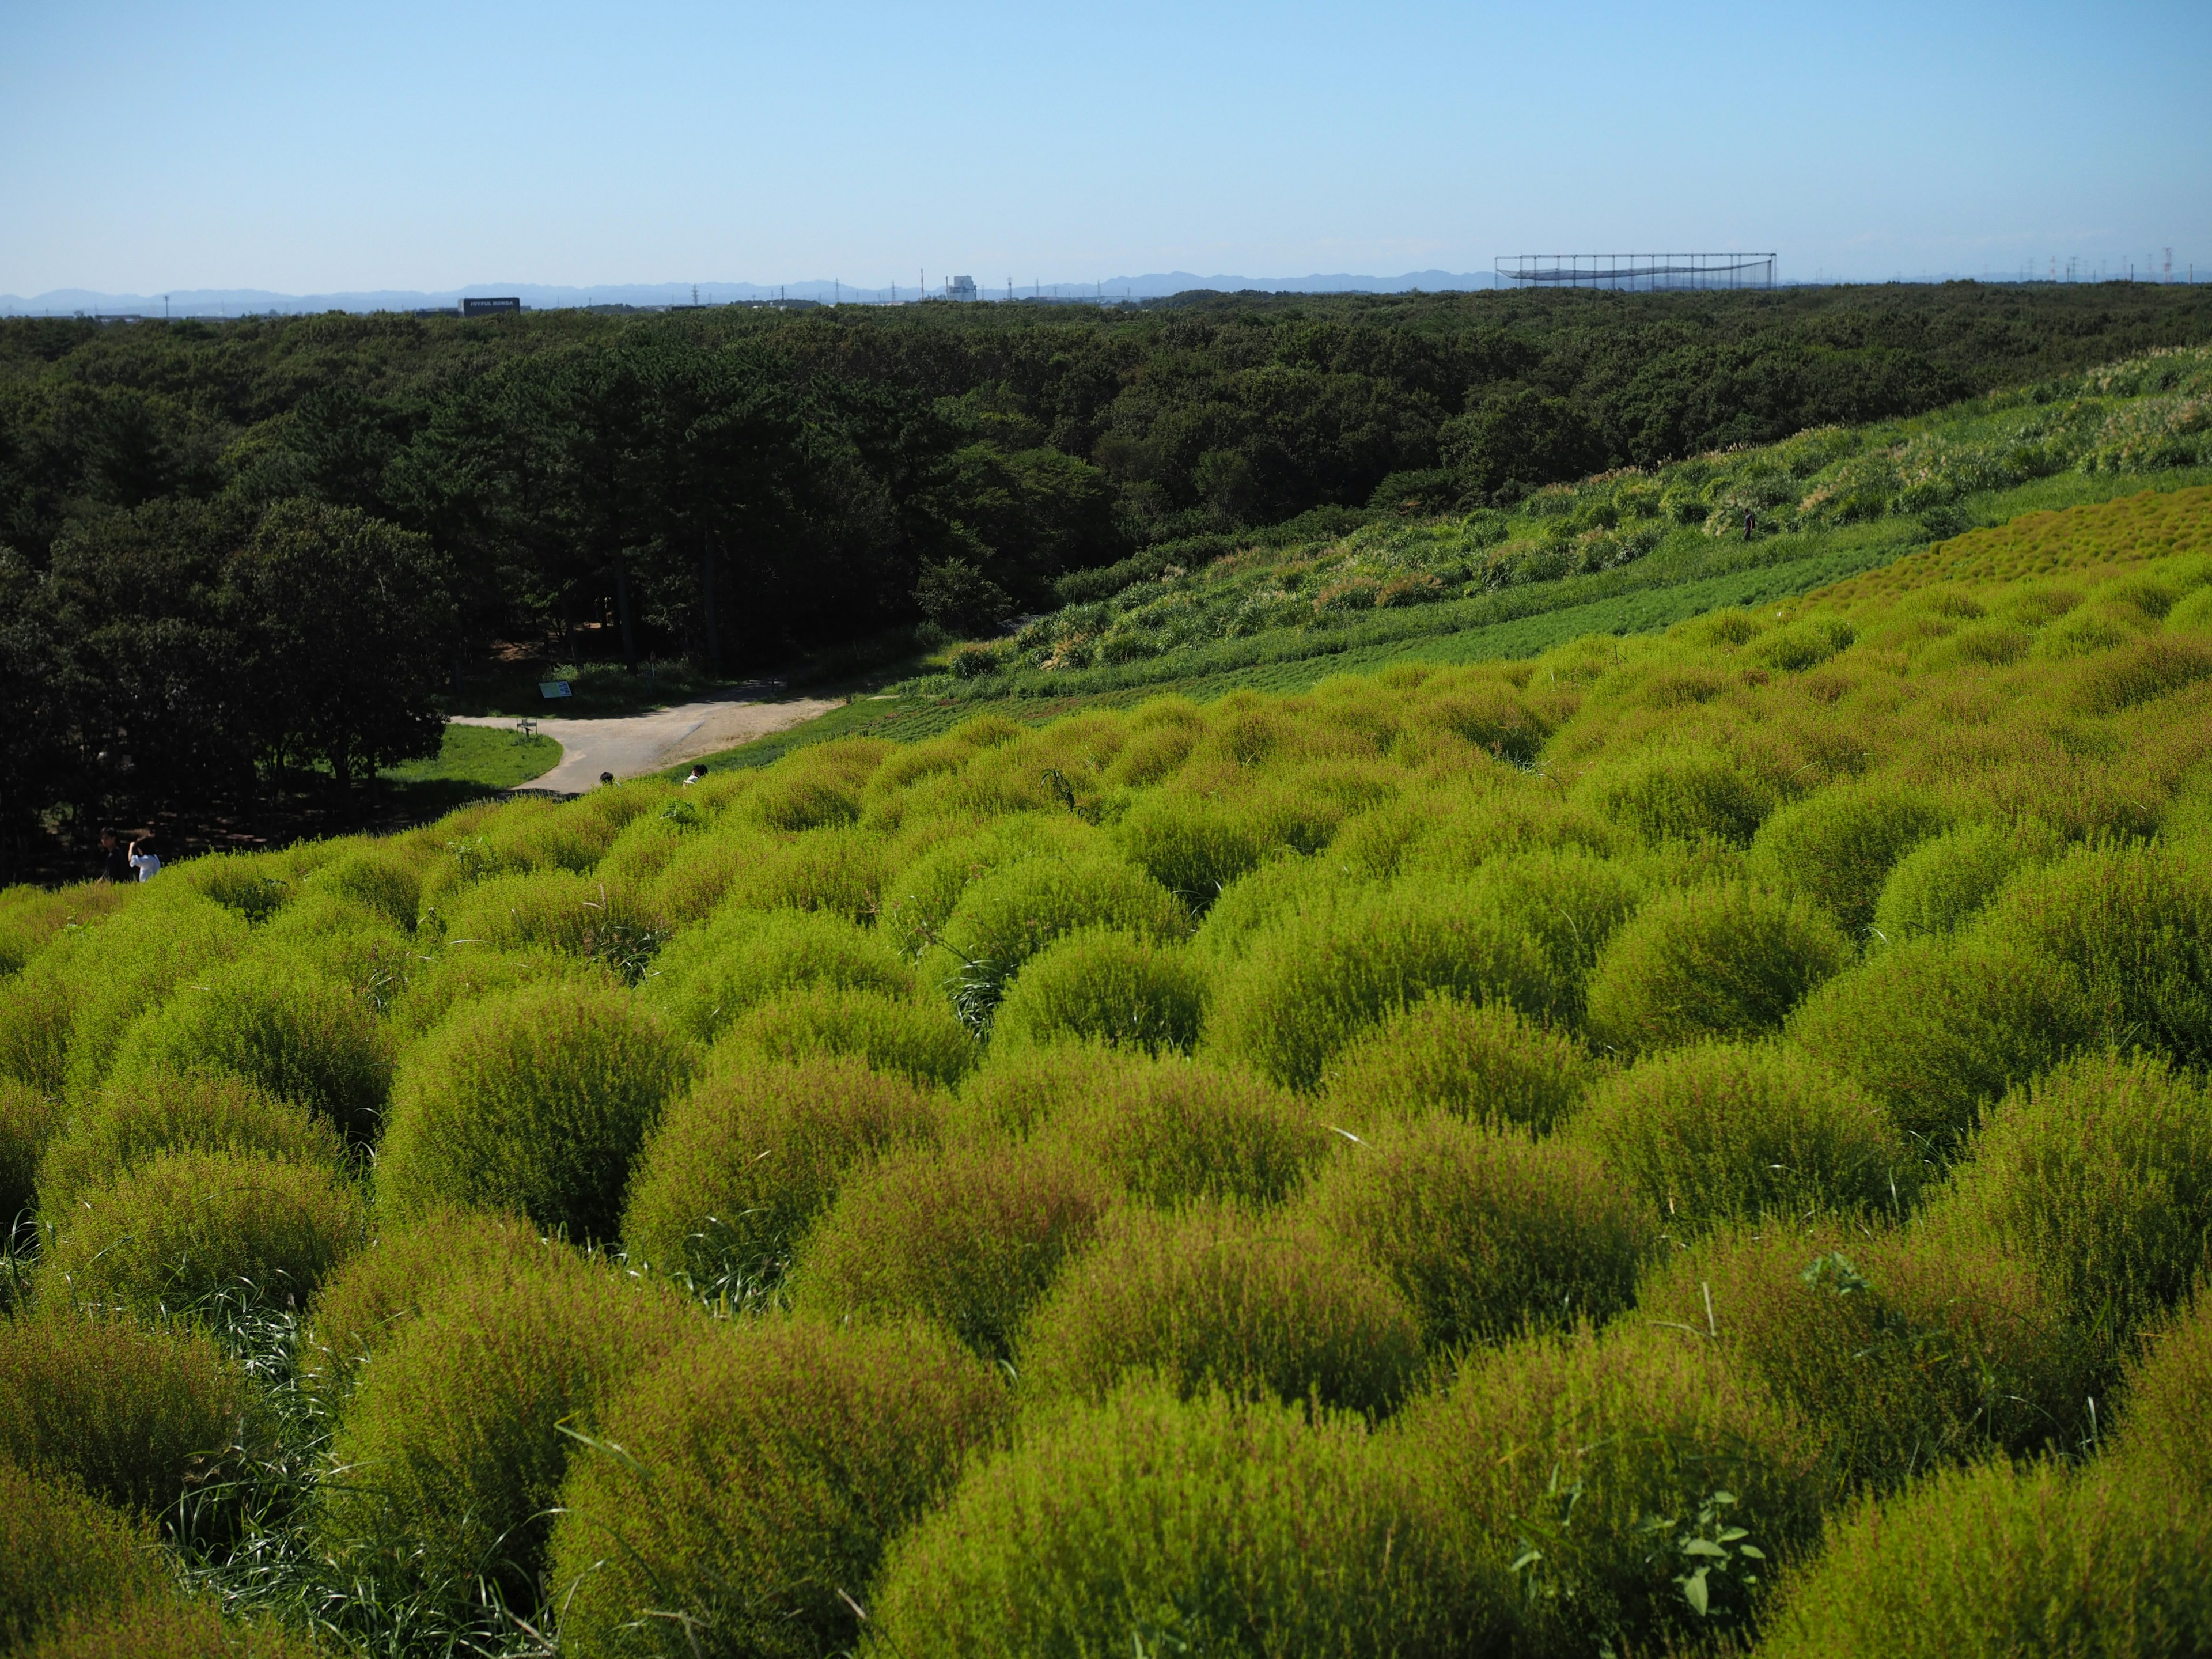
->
449;681;839;793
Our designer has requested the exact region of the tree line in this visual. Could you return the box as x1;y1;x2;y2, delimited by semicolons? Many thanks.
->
1;281;2206;853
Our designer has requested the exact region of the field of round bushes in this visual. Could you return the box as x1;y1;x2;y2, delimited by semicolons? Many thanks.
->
3;484;2211;1657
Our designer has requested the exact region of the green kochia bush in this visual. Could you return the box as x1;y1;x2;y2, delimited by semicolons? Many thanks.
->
316;1248;697;1620
300;844;423;933
59;891;253;1094
620;1056;943;1298
1577;1041;1920;1232
866;1382;1498;1659
1298;1115;1655;1351
1915;1051;2212;1376
0;1460;166;1653
1577;743;1772;847
1207;878;1556;1090
22;1594;331;1658
715;983;978;1089
2113;1290;2212;1505
0;1078;63;1224
989;927;1210;1056
42;1148;368;1318
1584;881;1850;1055
1872;820;2056;943
1749;781;1952;933
377;982;692;1244
36;1070;344;1215
790;1142;1115;1363
642;906;915;1044
384;944;619;1040
105;953;393;1142
1018;1203;1423;1416
1319;994;1592;1134
547;1318;1010;1659
436;869;665;980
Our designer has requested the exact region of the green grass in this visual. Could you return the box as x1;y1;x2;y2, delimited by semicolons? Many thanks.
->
440;657;741;719
376;721;561;797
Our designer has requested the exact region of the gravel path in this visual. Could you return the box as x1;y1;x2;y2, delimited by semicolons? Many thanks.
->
448;680;839;793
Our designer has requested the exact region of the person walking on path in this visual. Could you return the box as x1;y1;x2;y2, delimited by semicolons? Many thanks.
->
127;834;161;881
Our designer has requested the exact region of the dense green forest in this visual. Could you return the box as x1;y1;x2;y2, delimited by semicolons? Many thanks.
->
2;282;2207;864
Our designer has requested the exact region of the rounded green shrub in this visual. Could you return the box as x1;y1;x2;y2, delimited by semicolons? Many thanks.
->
300;844;423;933
1020;1050;1326;1208
1638;1221;2089;1495
37;1070;344;1215
0;966;77;1094
867;1382;1498;1659
1787;928;2097;1150
1020;1203;1422;1415
1872;820;2056;943
1577;743;1772;847
43;1149;368;1318
1577;1041;1920;1231
952;1041;1153;1142
547;1317;1010;1659
620;1056;943;1297
384;944;619;1040
0;1461;164;1653
1749;780;1952;933
656;824;883;925
0;1307;255;1515
252;893;415;1007
1189;853;1359;965
789;1141;1115;1362
1113;788;1275;902
436;868;664;980
2113;1290;2212;1505
182;851;297;924
1915;1051;2212;1374
105;954;393;1143
25;1592;328;1657
716;983;978;1089
1298;1115;1655;1351
378;981;692;1244
0;1079;62;1225
642;906;913;1044
1207;878;1556;1090
990;927;1210;1055
315;1249;696;1620
1396;1324;1823;1658
1319;994;1592;1134
1583;881;1850;1054
60;891;252;1095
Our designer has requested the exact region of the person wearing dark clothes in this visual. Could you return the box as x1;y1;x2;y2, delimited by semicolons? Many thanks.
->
99;830;131;884
1744;509;1756;541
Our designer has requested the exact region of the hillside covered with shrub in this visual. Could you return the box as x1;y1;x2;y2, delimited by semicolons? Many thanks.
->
2;481;2211;1655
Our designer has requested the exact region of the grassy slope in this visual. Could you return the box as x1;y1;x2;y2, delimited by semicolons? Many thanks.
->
376;723;563;814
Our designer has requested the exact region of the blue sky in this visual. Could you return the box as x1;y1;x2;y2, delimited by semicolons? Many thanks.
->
4;0;2207;296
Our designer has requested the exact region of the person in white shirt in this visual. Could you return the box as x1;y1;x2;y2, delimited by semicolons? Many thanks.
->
684;763;707;786
128;835;161;881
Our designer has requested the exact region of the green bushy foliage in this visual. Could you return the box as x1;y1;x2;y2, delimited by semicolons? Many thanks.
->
1208;878;1556;1090
1113;787;1276;902
0;1080;62;1224
878;816;1111;961
299;844;423;933
0;882;130;979
1577;744;1772;847
1461;847;1641;1023
2112;1290;2212;1503
1396;1324;1823;1658
619;1056;943;1298
951;1041;1153;1142
42;1149;368;1319
105;954;392;1142
384;944;619;1039
1018;1050;1325;1208
316;1249;696;1620
1788;927;2097;1150
476;796;624;876
1915;1051;2212;1375
182;851;298;924
37;1070;344;1215
1872;820;2056;943
1749;781;1952;933
654;824;883;925
251;893;415;1007
715;983;978;1089
0;1307;255;1515
641;906;913;1044
1753;1456;2211;1659
1577;1041;1919;1231
0;1459;165;1653
547;1317;1009;1659
1019;1203;1422;1415
435;868;664;983
1319;994;1592;1134
1638;1222;2088;1496
989;927;1210;1056
1298;1115;1654;1351
789;1141;1115;1362
60;891;252;1095
26;1591;332;1657
1584;881;1850;1054
1188;853;1358;964
0;965;76;1093
378;981;692;1243
866;1382;1497;1659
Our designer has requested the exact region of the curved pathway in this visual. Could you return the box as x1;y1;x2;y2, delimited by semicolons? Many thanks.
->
449;680;839;794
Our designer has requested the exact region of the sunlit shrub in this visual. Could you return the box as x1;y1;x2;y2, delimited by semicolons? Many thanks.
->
378;982;692;1244
789;1141;1114;1362
1320;994;1592;1134
252;892;415;1008
0;967;77;1094
1112;789;1274;902
1577;744;1772;847
1020;1203;1422;1415
0;1306;255;1515
2112;1290;2212;1505
0;1460;165;1653
1209;878;1555;1089
1298;1115;1654;1351
0;1079;62;1226
619;1056;942;1297
383;944;619;1040
547;1317;1009;1659
0;883;130;979
315;1249;696;1620
990;927;1210;1056
642;905;913;1043
182;850;297;925
1188;853;1357;964
714;982;976;1089
1870;819;2056;942
867;1383;1495;1659
105;954;392;1142
1748;781;1952;933
22;1594;327;1658
950;1040;1154;1142
657;825;884;925
1578;1041;1919;1230
1584;882;1850;1055
435;868;664;984
300;845;423;933
1463;847;1641;1022
59;891;252;1095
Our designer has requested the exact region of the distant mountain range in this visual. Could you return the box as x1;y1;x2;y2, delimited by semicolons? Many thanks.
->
0;271;1507;316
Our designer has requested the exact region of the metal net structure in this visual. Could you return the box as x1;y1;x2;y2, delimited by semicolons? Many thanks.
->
1495;253;1777;291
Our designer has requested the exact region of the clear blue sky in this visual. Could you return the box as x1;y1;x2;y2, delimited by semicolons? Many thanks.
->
5;0;2207;296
